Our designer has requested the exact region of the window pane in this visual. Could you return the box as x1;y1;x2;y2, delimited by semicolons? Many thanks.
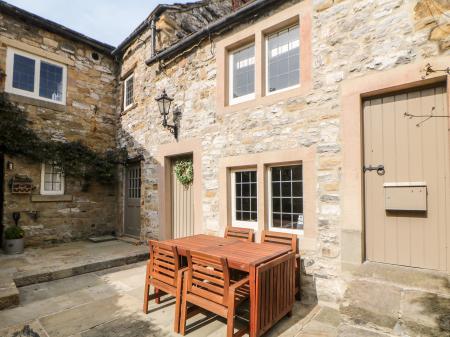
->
233;170;257;222
39;62;63;101
267;25;300;92
232;44;255;99
270;165;303;230
13;54;35;92
125;76;134;107
43;163;63;192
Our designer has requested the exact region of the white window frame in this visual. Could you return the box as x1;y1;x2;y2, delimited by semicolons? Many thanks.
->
265;24;300;96
5;47;67;105
123;74;134;110
229;43;256;106
40;163;65;196
230;168;258;229
267;164;304;235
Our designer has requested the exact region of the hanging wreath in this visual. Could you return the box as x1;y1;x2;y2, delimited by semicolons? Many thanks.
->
174;159;193;186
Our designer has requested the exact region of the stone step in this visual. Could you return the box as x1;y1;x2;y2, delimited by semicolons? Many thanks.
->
0;275;19;310
340;262;450;337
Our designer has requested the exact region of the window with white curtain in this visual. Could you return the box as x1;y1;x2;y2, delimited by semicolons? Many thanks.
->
6;48;67;104
229;43;255;105
41;163;65;195
266;25;300;94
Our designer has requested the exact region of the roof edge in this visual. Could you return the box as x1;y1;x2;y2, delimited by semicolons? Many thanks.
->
145;0;284;66
0;0;114;54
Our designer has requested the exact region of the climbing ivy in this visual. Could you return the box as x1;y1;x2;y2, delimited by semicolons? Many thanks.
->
0;94;127;185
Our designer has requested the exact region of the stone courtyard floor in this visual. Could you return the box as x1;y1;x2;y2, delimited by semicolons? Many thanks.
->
0;261;414;337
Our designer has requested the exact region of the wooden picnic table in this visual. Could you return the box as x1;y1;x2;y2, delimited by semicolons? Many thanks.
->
163;234;295;337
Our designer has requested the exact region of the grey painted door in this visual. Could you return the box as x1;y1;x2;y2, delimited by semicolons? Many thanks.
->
124;163;141;237
364;85;449;271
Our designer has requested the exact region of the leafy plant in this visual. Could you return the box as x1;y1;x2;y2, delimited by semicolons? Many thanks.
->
0;94;127;185
4;226;25;240
174;159;194;186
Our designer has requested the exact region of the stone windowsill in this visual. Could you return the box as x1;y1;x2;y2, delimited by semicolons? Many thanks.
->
5;93;66;112
31;194;73;202
121;102;138;116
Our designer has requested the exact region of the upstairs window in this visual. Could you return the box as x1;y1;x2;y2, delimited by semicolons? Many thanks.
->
124;74;134;110
231;169;257;228
229;44;255;105
41;163;65;195
6;48;67;104
266;25;300;94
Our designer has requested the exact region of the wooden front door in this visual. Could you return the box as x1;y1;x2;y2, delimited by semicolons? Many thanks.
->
171;156;194;239
363;85;449;271
124;163;141;237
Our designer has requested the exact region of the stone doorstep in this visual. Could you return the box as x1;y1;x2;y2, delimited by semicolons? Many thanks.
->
0;250;149;311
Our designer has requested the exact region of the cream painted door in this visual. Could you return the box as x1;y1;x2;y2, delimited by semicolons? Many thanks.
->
364;85;449;271
171;156;194;239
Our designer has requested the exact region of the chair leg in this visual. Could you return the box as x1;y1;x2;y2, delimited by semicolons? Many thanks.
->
155;288;160;304
143;263;151;314
226;292;235;337
179;277;188;336
174;270;184;333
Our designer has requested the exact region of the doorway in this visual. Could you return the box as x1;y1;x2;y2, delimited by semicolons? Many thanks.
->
0;154;4;244
363;85;449;271
124;163;141;237
171;155;194;239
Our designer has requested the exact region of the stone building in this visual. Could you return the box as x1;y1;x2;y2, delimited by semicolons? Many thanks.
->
0;1;118;245
113;0;450;307
0;0;449;309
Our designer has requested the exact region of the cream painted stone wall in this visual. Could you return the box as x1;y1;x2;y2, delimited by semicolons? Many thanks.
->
118;0;449;306
0;13;118;245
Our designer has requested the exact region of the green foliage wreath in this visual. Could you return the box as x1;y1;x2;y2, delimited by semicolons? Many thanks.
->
0;94;127;185
174;159;193;186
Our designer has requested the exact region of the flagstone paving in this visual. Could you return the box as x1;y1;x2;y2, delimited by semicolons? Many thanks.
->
0;262;327;337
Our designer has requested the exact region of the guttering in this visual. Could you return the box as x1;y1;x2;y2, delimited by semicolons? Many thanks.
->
145;0;282;66
0;0;114;54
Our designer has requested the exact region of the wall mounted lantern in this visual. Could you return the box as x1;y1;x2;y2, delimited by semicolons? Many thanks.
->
156;89;181;140
6;161;14;170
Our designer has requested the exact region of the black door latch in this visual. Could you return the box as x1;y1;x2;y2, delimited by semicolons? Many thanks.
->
363;165;385;176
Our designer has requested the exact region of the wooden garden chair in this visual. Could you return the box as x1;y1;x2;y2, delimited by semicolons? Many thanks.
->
178;250;249;337
143;240;186;333
224;226;254;242
261;230;301;300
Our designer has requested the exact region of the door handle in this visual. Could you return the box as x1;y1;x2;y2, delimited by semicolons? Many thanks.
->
363;165;385;176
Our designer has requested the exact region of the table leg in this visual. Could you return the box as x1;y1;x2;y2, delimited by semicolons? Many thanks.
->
249;266;257;337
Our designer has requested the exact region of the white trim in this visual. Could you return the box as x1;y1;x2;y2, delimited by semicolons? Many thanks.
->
229;43;256;106
123;74;134;110
267;164;304;235
5;47;67;105
230;168;258;229
265;24;300;96
40;163;65;196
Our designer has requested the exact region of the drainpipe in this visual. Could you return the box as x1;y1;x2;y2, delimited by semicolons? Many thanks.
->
150;19;156;58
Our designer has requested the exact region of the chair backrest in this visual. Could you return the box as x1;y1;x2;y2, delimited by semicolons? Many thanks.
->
224;227;254;242
186;250;230;306
149;240;180;287
260;230;297;253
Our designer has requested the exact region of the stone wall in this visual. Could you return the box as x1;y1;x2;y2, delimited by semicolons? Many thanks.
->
0;13;118;245
117;0;449;307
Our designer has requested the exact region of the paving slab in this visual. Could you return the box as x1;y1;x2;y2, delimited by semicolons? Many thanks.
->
0;320;48;337
340;279;401;329
0;240;148;311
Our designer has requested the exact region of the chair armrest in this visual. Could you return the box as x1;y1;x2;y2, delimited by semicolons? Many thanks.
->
229;276;249;291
